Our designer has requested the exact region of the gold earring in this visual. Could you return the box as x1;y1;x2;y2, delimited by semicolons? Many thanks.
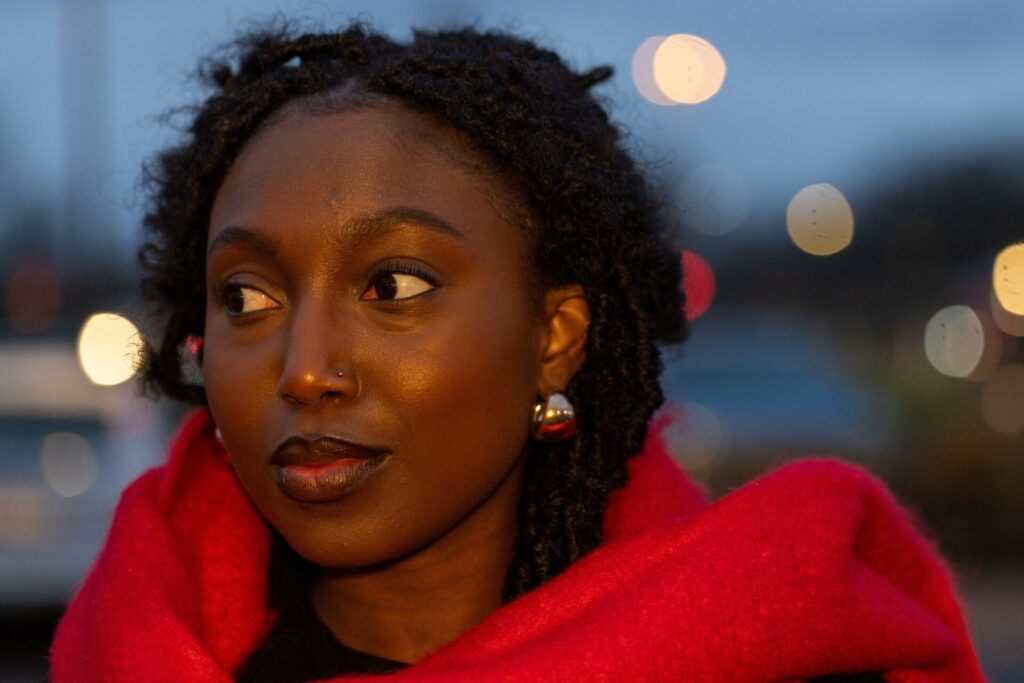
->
531;392;576;442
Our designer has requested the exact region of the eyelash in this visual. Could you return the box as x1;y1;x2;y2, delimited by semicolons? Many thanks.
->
217;281;280;319
216;261;440;317
364;261;440;296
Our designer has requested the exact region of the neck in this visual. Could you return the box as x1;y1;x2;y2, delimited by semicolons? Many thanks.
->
310;458;523;665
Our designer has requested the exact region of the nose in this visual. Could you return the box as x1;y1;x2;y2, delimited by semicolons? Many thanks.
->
276;303;358;406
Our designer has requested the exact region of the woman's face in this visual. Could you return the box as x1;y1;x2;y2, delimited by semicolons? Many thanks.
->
203;104;552;569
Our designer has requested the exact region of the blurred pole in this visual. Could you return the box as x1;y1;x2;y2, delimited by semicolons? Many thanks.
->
60;0;112;280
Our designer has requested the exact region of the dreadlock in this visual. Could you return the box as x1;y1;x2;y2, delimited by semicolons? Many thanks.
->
138;19;688;602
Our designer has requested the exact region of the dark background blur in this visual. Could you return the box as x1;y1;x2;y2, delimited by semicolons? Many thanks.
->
1;1;1022;681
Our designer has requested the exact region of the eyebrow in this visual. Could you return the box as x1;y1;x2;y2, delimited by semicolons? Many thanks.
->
207;206;464;257
207;226;279;257
344;207;465;242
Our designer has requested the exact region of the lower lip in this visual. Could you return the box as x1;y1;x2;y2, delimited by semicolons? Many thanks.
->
271;455;389;503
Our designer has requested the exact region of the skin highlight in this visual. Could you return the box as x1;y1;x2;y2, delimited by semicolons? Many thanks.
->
202;103;589;663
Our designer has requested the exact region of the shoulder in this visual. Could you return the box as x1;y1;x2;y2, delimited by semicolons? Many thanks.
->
719;456;919;540
703;456;945;577
746;456;891;499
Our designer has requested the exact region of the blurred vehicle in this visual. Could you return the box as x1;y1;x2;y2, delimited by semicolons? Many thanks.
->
660;306;897;479
0;341;166;608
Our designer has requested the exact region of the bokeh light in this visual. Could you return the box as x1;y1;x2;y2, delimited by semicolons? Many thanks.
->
980;364;1024;436
924;305;985;378
76;312;143;386
966;311;1002;382
39;432;98;498
681;163;750;236
6;260;63;334
991;287;1024;337
0;485;50;542
661;402;726;471
631;36;677;106
653;34;726;105
185;334;203;354
786;184;854;256
993;243;1024;315
632;34;726;106
681;250;716;321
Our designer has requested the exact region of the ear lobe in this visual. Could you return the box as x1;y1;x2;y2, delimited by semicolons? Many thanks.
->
537;284;591;397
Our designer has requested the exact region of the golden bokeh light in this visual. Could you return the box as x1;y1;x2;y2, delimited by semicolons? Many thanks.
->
786;184;855;256
631;36;677;106
653;34;726;105
980;364;1024;436
990;287;1024;337
39;432;98;498
632;34;726;106
76;312;143;386
923;305;985;379
993;243;1024;315
652;36;704;104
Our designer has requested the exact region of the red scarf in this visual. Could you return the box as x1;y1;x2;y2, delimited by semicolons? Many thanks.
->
51;409;984;681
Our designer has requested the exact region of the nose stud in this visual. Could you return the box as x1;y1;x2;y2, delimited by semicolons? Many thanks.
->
279;368;351;405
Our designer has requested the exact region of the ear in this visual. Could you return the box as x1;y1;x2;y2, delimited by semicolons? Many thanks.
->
537;284;591;397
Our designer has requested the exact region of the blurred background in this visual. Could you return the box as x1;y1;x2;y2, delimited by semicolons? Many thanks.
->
1;0;1022;680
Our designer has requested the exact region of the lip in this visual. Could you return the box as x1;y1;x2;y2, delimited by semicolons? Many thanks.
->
271;435;390;503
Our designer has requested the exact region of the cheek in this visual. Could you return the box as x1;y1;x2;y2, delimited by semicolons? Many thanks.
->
376;301;540;455
200;317;280;484
341;295;540;550
203;325;270;422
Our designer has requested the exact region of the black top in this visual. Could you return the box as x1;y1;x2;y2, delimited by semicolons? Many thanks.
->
235;535;885;683
234;536;406;682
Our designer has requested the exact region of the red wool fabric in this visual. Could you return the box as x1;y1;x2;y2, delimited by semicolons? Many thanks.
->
50;410;985;682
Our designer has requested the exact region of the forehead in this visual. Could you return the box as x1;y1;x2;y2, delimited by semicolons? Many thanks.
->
208;105;526;243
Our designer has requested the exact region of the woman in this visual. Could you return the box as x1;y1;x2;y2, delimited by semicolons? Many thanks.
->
50;21;984;682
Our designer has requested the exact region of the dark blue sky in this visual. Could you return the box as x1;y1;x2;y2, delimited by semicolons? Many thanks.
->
2;0;1023;269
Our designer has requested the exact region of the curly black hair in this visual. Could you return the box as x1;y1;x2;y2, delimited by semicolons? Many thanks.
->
138;19;688;602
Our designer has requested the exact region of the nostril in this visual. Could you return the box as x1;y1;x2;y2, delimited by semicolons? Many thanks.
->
279;377;356;406
281;393;303;406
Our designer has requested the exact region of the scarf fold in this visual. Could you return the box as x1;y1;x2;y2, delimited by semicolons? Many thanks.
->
50;409;985;682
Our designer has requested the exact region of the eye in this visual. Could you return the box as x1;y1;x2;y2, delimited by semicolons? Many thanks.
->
221;283;281;315
361;271;437;301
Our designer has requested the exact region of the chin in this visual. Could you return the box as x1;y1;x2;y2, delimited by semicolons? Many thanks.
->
273;509;417;571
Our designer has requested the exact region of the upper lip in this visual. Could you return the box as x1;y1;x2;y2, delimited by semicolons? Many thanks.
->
271;435;388;467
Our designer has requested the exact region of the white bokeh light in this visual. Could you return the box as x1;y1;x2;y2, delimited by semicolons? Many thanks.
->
40;432;98;498
663;402;726;470
76;312;143;386
923;305;985;378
